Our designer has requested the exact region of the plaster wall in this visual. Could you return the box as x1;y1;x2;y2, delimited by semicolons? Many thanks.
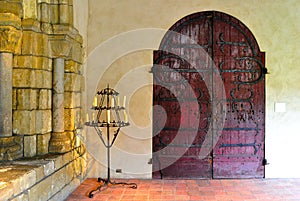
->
73;0;88;55
86;0;300;178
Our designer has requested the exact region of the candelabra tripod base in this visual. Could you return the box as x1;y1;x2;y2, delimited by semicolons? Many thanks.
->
88;177;137;198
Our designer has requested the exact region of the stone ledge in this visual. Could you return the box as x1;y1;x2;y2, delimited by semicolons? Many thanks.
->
0;148;86;201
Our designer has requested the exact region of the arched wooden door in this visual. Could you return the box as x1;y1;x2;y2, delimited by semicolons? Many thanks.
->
152;11;267;179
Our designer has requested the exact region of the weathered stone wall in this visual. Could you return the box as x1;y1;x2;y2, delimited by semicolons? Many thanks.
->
0;0;85;159
0;0;87;200
0;0;23;160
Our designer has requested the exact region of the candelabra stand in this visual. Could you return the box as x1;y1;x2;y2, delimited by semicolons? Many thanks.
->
85;86;137;198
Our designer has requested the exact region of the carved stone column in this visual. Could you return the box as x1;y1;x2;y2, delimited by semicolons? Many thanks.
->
48;0;82;154
48;34;72;153
0;13;23;160
0;53;13;136
0;17;21;136
53;58;65;133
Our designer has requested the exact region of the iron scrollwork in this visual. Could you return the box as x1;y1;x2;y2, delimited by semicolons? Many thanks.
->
219;57;267;86
216;33;249;53
219;140;260;155
234;56;267;85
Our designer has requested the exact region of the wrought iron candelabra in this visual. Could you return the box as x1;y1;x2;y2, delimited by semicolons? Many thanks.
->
85;86;137;198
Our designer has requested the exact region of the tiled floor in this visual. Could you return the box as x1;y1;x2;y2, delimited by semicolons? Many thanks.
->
66;178;300;201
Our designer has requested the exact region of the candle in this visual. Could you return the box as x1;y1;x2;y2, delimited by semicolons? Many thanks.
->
123;96;126;108
117;97;120;107
123;110;128;123
111;97;114;108
76;136;80;147
93;96;97;107
107;110;110;124
86;113;89;122
92;113;95;122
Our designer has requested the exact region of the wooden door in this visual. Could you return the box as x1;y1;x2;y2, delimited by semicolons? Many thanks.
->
212;12;266;178
152;11;266;179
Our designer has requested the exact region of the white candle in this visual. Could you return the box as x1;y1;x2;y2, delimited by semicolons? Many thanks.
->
86;113;89;122
92;113;95;122
123;110;128;123
107;110;110;124
117;97;120;107
123;96;126;108
76;136;80;147
93;96;97;107
111;97;114;108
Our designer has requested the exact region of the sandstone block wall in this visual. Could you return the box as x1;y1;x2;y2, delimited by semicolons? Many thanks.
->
0;0;87;200
0;0;85;159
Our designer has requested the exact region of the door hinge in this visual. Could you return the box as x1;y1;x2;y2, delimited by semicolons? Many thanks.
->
263;158;269;166
263;67;269;74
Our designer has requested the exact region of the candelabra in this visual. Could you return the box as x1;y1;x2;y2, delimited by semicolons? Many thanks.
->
85;86;137;198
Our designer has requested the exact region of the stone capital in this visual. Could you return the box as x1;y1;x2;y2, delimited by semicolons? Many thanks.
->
50;24;83;61
0;27;22;54
0;13;22;54
48;34;72;58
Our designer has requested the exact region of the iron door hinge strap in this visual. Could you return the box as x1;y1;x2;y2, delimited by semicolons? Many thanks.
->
263;158;269;166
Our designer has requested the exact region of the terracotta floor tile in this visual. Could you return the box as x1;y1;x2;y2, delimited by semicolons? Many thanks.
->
133;194;149;200
66;178;300;201
149;194;162;199
161;195;176;200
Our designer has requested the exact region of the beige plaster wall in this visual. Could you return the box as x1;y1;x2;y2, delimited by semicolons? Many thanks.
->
73;0;88;55
86;0;300;178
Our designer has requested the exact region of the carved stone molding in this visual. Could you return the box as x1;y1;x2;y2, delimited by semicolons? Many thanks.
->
21;18;41;32
52;24;78;38
0;13;21;28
